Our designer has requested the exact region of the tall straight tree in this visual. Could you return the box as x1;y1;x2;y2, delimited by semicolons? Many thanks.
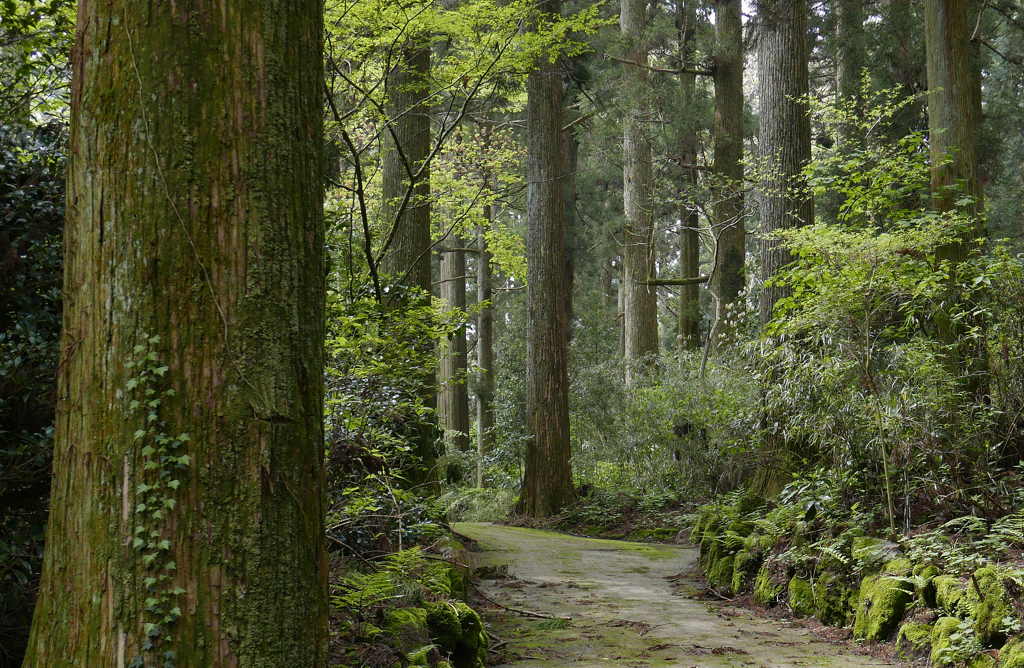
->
518;0;574;518
621;0;659;383
476;215;495;487
710;0;746;344
439;238;470;452
25;0;327;665
757;0;813;327
924;0;986;397
677;0;702;350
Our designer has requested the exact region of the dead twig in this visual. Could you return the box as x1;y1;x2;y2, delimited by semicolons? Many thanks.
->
470;583;565;620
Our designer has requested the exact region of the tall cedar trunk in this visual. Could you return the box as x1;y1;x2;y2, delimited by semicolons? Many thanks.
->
476;216;494;488
24;0;327;665
439;240;470;453
518;0;573;518
757;0;813;327
380;44;436;484
924;0;986;399
677;0;702;350
710;0;745;345
621;0;659;385
753;0;813;497
617;258;626;357
835;0;865;146
563;118;579;340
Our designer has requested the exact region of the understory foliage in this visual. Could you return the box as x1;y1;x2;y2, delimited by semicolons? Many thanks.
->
0;124;64;665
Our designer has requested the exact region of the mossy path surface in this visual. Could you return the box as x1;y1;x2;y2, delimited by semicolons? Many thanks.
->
455;523;886;668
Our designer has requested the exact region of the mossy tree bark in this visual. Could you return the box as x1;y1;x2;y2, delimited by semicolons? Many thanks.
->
518;0;574;518
439;239;470;453
24;0;328;665
621;0;659;385
710;0;745;346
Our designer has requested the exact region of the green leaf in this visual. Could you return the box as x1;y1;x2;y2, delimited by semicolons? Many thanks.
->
134;429;146;440
142;553;158;566
157;540;171;550
168;479;181;490
164;561;176;571
163;498;176;510
132;537;144;549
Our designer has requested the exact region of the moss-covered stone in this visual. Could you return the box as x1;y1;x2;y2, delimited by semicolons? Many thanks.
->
967;654;996;668
853;560;915;641
726;519;753;537
451;601;488;668
931;616;963;666
965;567;1013;648
652;528;675;541
732;549;761;594
852;537;902;571
913;564;941;608
897;621;933;659
722;530;745;553
355;622;383;642
1001;635;1024;668
935;575;967;617
758;534;779;552
754;564;785;607
814;571;851;627
385;607;430;653
708;555;735;590
788;576;815;617
426;601;463;652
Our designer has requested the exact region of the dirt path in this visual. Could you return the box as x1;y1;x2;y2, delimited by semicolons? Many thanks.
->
455;523;888;668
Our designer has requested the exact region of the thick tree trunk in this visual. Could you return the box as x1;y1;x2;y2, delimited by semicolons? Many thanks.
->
518;0;574;518
924;0;987;399
677;0;702;351
25;1;327;665
757;0;813;327
710;0;745;345
439;240;470;453
621;0;659;385
380;43;437;485
563;118;579;340
476;217;494;488
381;46;431;293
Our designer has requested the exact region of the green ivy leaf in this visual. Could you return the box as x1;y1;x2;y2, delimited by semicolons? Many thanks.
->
168;480;181;490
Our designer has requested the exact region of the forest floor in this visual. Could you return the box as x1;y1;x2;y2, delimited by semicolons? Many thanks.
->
455;523;890;668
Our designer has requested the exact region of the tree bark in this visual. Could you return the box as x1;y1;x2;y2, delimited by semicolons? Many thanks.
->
563;115;579;341
710;0;746;345
476;216;494;488
757;0;814;328
835;0;865;147
621;0;659;384
439;239;470;453
381;45;431;293
677;0;702;351
518;0;574;518
25;0;327;665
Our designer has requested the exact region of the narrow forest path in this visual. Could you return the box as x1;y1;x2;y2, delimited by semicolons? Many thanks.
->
455;524;888;668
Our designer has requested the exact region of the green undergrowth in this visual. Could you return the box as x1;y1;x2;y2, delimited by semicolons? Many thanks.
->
690;472;1024;668
331;536;488;668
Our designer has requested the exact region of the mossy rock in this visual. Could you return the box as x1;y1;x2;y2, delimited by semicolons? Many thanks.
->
652;528;676;541
758;534;779;552
913;564;941;608
732;549;761;594
754;564;785;607
629;529;654;541
853;561;915;641
814;571;851;627
726;519;753;537
355;622;383;642
1001;635;1024;668
934;575;967;617
967;567;1013;648
931;616;963;666
384;607;431;653
897;621;933;660
450;601;488;668
708;555;735;590
722;530;745;553
967;654;996;668
426;601;463;652
699;527;720;562
408;645;439;666
789;576;815;617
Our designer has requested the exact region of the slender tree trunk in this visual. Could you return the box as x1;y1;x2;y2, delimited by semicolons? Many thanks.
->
617;258;626;358
518;0;573;518
621;0;659;384
757;0;814;327
380;43;437;486
563;116;579;341
925;0;987;400
710;0;745;345
835;0;865;146
24;1;327;665
476;216;494;488
439;239;470;453
677;0;702;351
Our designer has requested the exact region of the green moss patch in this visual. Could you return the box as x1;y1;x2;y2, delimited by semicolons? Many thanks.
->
897;621;932;659
789;576;815;617
853;560;915;641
